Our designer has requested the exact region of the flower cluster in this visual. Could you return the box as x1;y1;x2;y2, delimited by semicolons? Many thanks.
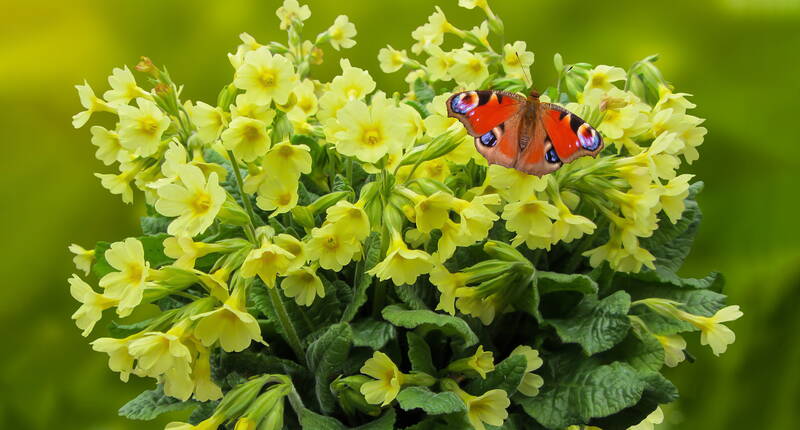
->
68;1;739;429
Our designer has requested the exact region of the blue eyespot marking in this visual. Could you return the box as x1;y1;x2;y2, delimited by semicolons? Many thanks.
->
451;93;477;114
479;131;497;147
578;124;601;151
545;147;560;163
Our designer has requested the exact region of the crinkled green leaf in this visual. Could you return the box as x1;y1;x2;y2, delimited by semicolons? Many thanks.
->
640;181;703;273
407;332;437;376
299;408;396;430
605;331;664;373
382;305;479;347
306;323;353;413
118;385;198;421
394;282;435;310
396;386;466;415
547;291;632;355
518;355;647;429
342;232;381;322
413;78;436;105
589;372;678;430
537;271;599;295
187;401;218;425
352;318;396;350
466;354;527;397
140;213;171;236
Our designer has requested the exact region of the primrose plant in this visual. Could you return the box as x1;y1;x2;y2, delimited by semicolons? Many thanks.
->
69;0;740;429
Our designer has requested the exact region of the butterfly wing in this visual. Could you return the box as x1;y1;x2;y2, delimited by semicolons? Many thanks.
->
446;91;527;168
514;102;604;176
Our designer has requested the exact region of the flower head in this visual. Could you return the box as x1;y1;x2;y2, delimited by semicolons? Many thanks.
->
367;231;434;286
464;389;510;430
222;117;270;162
98;237;150;317
360;352;404;406
68;244;95;275
501;41;534;79
241;237;295;288
72;81;116;128
90;126;129;165
327;15;357;50
681;305;743;356
155;165;226;237
585;65;627;91
235;48;297;105
91;336;136;381
510;345;544;396
378;46;409;73
333;99;404;163
103;66;150;105
450;50;489;88
192;285;265;352
117;98;170;157
656;334;687;367
281;266;325;306
307;223;362;271
276;0;311;30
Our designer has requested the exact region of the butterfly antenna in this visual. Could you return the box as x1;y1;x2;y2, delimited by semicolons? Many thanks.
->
516;51;533;90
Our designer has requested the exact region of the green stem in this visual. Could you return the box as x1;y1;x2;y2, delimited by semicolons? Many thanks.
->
267;286;307;366
371;280;386;317
226;150;259;242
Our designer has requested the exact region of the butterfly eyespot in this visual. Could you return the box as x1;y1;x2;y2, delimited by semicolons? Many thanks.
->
577;124;601;151
451;92;478;114
479;131;497;147
545;147;561;163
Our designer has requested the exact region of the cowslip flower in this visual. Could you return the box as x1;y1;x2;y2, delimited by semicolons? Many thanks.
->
328;59;376;101
657;174;694;223
163;236;235;269
424;46;455;82
99;237;150;317
428;264;469;315
273;233;308;271
447;345;495;379
585;65;627;91
69;275;118;337
360;352;404;406
262;142;312;183
90;126;129;166
68;244;95;275
165;415;225;430
327;15;357;51
281;266;325;306
550;201;597;244
276;0;310;30
255;176;300;216
450;50;489;88
192;283;265;352
510;345;544;396
128;321;193;378
155;165;226;237
306;223;362;271
189;101;228;143
117;98;171;157
285;80;318;122
333;99;404;163
501;41;534;79
680;305;743;356
367;230;435;286
413;191;457;233
240;237;295;288
103;66;150;106
91;336;137;381
221;116;270;162
323;200;371;241
443;379;510;430
191;343;223;401
72;81;116;128
656;334;687;367
231;92;277;123
485;164;548;202
629;406;665;430
234;48;297;105
378;46;409;73
501;195;558;249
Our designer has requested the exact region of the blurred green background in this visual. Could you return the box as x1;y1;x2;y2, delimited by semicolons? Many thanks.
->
2;0;798;428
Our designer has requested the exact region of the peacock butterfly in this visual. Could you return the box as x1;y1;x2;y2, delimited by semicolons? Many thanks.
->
446;90;603;177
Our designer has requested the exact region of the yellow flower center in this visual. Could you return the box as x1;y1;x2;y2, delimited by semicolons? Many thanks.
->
138;116;160;136
192;190;213;214
362;128;382;146
298;97;314;113
277;193;293;206
591;73;607;88
299;272;315;283
468;59;483;74
330;28;343;40
243;124;262;142
258;70;277;89
278;144;295;158
323;235;340;251
126;263;144;284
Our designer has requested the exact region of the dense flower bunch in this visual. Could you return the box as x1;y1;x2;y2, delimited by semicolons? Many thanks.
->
68;1;741;429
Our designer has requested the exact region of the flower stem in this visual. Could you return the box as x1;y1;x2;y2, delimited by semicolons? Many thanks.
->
267;285;307;366
226;150;259;242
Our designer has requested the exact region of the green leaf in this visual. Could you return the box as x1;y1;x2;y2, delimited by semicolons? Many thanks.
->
537;271;598;295
620;270;723;292
108;318;154;338
382;305;479;347
605;332;664;373
517;356;647;429
352;318;396;350
640;181;703;273
118;385;198;421
547;291;631;355
413;78;435;105
407;332;437;376
306;322;353;413
299;408;396;430
342;232;381;322
396;386;466;415
92;234;173;278
466;354;527;397
589;372;678;430
405;100;430;118
187;401;218;425
140;213;171;235
394;282;435;310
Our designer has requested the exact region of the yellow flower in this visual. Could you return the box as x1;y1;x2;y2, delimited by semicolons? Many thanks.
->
231;92;277;123
99;237;150;317
72;81;116;128
192;285;265;352
189;101;228;143
655;84;696;114
501;195;558;249
360;352;404;406
95;162;141;204
324;200;371;241
90;126;129;165
263;142;312;182
306;223;362;271
396;101;425;144
273;233;308;271
425;46;455;82
510;345;544;396
551;201;597;244
155;165;226;237
655;334;687;367
282;266;325;306
463;389;510;430
585;65;627;91
455;194;500;244
68;244;95;275
103;66;150;106
117;98;170;157
458;0;489;10
629;406;665;430
450;50;489;88
221;116;270;162
276;0;311;30
330;59;377;101
455;287;498;325
657;174;693;223
192;343;223;401
378;45;409;73
285;80;318;122
327;15;357;51
255;176;299;216
333;99;404;163
485;164;548;202
411;7;455;54
448;345;495;379
367;231;435;286
241;237;295;288
128;322;193;378
165;415;225;430
413;191;457;233
680;305;743;356
91;336;136;382
164;355;194;400
501;41;534;79
69;275;118;337
234;48;297;105
428;265;468;315
163;236;231;269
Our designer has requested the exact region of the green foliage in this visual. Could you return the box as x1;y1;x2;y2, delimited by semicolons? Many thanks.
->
118;386;198;421
381;305;479;347
396;387;466;414
547;291;632;355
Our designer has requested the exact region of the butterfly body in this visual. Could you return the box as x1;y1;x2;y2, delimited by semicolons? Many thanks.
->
447;90;603;177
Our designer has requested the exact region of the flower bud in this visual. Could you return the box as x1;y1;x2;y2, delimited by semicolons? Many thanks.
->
135;56;158;77
289;206;315;229
307;191;350;215
397;130;460;168
215;375;274;419
217;83;239;112
331;375;382;417
218;194;252;226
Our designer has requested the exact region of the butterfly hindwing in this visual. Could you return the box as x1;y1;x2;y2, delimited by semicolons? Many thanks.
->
540;103;604;164
447;90;527;169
